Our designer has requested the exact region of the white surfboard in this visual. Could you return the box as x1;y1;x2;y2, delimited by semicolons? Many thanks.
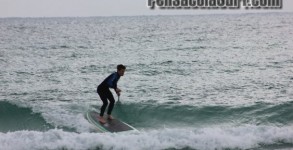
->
86;110;137;133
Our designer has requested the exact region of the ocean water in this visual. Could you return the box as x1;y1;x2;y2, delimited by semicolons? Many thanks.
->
0;13;293;150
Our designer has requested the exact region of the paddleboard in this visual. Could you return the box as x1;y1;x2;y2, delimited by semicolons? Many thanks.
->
86;110;137;133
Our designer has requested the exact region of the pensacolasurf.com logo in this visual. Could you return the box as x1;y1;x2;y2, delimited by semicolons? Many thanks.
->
147;0;282;9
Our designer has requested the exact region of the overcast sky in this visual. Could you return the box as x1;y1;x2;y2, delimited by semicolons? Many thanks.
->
0;0;292;17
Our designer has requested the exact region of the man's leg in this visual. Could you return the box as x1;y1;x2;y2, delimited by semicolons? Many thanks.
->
98;93;108;117
98;88;108;123
106;91;115;119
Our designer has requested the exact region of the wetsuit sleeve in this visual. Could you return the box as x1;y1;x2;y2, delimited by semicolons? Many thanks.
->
112;74;121;90
113;77;119;90
105;73;120;90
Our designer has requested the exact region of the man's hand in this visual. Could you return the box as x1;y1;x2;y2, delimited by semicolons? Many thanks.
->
115;88;121;96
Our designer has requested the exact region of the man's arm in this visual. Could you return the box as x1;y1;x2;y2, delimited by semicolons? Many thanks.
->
113;75;121;95
106;73;116;88
106;73;121;96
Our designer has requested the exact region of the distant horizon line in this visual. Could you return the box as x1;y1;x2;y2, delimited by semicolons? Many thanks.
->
0;11;292;19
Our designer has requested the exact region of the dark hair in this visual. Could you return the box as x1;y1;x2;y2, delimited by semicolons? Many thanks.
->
117;64;126;70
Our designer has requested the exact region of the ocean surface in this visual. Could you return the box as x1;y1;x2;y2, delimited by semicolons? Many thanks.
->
0;13;293;150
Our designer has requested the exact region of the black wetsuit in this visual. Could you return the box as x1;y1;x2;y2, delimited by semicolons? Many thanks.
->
97;72;121;117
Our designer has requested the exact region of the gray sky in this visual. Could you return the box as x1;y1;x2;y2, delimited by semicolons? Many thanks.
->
0;0;292;17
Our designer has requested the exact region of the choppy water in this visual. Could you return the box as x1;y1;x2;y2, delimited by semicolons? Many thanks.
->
0;13;293;150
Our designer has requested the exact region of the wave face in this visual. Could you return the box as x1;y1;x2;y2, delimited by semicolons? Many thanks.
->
0;101;52;132
0;13;293;149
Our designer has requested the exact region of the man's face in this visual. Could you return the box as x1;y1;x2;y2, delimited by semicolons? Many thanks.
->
118;69;125;76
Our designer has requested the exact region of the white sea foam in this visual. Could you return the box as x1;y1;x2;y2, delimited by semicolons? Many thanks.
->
0;125;292;150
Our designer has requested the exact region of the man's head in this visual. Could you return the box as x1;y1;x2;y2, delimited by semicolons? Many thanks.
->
117;64;126;76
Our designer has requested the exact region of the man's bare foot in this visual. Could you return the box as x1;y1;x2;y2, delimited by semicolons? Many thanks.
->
98;116;106;124
107;115;114;120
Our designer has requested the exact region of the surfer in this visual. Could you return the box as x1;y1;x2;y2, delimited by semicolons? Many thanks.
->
97;64;126;124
